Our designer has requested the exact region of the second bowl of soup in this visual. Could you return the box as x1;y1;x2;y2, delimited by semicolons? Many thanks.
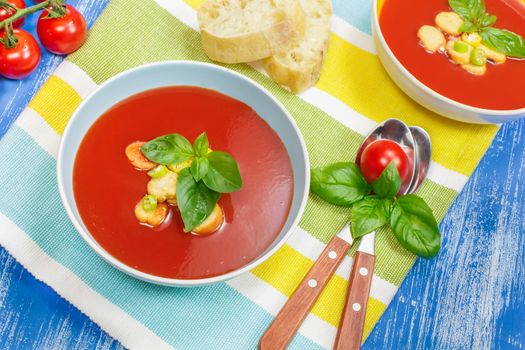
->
373;0;525;123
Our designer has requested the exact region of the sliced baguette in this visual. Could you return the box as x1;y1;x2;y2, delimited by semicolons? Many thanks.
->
263;0;332;93
198;0;305;64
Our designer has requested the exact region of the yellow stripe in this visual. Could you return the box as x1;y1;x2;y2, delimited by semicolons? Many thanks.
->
362;297;387;341
318;33;498;176
252;244;388;331
28;76;82;135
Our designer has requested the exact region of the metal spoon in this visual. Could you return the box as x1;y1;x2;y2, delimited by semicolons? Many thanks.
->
334;122;432;350
408;126;432;195
260;119;423;350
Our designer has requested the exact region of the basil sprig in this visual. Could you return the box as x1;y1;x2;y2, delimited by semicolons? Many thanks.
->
351;196;391;239
450;0;496;31
310;161;441;258
203;151;243;193
480;27;525;58
310;163;371;206
141;132;242;231
176;168;220;232
391;195;441;259
449;0;525;58
140;133;194;165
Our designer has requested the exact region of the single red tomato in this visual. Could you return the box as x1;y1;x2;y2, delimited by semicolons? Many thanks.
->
0;0;26;28
358;139;412;187
0;29;41;79
37;5;87;55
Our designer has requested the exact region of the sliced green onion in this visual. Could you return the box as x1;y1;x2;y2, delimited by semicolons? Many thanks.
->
470;48;487;66
454;41;469;53
147;165;168;178
142;195;157;212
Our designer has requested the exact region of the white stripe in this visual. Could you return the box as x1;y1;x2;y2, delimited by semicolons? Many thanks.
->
227;273;335;349
428;161;468;192
0;213;175;350
286;227;398;306
331;15;375;54
153;0;199;30
148;0;467;193
299;87;377;136
54;60;98;99
15;108;60;158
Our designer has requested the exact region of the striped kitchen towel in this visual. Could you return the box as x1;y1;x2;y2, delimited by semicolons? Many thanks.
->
0;0;499;348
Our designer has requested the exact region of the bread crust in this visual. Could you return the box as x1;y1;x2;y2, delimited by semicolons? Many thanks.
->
198;0;305;63
264;0;332;93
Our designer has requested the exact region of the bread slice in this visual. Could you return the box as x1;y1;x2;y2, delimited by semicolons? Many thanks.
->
263;0;332;93
198;0;306;64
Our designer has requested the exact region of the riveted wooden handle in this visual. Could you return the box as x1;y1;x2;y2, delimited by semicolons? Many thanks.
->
259;236;351;350
334;251;375;350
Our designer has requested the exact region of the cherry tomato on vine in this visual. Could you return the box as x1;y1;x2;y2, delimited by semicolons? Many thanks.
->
0;29;41;79
0;0;26;28
37;5;87;55
358;139;412;187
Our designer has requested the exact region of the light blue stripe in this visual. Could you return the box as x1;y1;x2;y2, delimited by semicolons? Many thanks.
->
333;0;373;35
0;127;323;350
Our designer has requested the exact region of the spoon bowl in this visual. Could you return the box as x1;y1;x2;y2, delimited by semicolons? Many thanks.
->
356;118;417;195
408;126;432;194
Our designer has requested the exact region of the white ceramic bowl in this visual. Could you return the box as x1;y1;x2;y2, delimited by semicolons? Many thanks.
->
57;61;310;287
372;0;525;124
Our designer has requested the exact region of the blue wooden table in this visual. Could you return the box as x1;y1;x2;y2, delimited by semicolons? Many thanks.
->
0;1;523;349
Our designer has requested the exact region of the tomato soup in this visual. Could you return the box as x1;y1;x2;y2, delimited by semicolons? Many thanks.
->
379;0;525;110
73;86;293;279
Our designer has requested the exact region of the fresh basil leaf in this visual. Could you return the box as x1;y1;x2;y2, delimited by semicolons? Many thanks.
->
481;27;525;58
449;0;476;21
141;134;194;165
459;21;477;33
310;162;371;207
193;132;209;157
191;157;209;182
470;0;486;20
390;195;441;259
203;151;242;193
351;196;392;239
449;0;489;25
176;168;220;231
480;13;497;27
372;161;401;199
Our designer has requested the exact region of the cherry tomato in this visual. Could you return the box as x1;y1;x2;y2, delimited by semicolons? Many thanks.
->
0;29;41;79
37;5;87;55
0;0;26;28
358;139;412;188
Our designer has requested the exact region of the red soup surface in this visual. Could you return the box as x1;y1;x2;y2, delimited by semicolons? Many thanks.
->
73;86;294;279
379;0;525;110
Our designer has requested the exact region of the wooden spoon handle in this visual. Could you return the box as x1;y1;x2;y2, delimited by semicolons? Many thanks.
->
259;236;351;350
334;251;375;350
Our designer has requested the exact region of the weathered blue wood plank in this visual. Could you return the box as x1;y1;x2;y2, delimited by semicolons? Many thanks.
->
0;249;124;350
0;0;523;348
